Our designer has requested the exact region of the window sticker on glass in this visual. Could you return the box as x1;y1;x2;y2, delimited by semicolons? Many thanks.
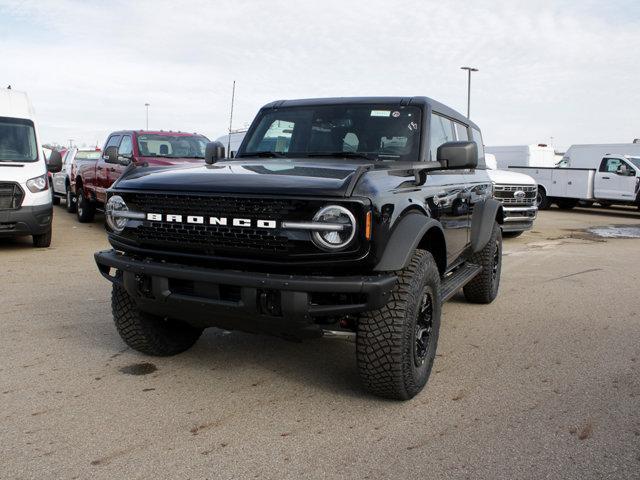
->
370;110;391;117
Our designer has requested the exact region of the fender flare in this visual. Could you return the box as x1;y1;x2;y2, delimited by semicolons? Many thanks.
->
470;198;504;252
374;213;444;272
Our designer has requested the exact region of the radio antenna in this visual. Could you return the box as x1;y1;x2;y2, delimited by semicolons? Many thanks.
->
227;80;236;157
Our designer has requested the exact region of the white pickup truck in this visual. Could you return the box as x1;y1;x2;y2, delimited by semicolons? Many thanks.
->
509;155;640;210
485;154;538;237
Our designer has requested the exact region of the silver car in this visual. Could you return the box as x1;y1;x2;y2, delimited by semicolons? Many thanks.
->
52;148;101;212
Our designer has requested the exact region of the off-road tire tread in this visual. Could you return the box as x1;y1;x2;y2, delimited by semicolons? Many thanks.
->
463;222;501;304
112;284;203;356
356;250;441;400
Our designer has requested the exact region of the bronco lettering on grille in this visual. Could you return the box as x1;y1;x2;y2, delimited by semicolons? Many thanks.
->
145;213;277;229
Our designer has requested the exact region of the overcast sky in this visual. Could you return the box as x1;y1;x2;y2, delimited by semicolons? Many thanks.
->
1;0;639;150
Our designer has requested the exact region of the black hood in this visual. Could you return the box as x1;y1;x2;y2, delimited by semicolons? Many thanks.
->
114;159;376;197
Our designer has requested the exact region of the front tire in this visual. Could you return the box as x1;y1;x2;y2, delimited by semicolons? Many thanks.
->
76;189;95;222
356;250;442;400
32;227;52;248
52;195;61;205
66;188;77;213
536;187;551;210
463;222;502;304
503;230;523;238
112;284;203;356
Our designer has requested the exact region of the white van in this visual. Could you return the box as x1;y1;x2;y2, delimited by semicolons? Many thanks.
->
558;143;640;168
0;89;61;247
485;144;557;169
215;130;247;158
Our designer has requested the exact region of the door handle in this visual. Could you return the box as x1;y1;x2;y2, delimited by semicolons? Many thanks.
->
109;167;116;172
602;176;610;180
567;181;572;185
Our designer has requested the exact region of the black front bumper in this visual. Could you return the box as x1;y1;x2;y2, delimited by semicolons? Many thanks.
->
0;204;52;237
95;250;396;337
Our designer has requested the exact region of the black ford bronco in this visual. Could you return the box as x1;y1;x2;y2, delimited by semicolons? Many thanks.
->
95;97;503;400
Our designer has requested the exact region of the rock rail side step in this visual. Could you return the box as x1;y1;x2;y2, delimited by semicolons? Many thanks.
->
441;263;482;302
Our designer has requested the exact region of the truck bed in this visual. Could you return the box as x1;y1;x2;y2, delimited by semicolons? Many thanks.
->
508;166;596;200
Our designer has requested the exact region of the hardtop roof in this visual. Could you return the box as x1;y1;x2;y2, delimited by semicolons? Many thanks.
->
260;96;479;131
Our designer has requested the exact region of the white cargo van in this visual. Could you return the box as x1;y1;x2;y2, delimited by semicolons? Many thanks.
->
0;89;61;247
216;130;248;158
485;144;557;169
558;143;640;168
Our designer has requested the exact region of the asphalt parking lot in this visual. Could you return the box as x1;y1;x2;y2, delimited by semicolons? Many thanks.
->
2;205;640;480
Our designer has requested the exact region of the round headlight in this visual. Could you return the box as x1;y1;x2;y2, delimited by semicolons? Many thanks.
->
311;205;356;251
105;195;129;233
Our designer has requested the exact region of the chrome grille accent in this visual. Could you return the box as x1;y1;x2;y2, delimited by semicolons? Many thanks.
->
494;184;537;206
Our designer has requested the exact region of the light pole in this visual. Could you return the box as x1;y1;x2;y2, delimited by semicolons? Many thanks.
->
460;66;478;118
144;103;150;130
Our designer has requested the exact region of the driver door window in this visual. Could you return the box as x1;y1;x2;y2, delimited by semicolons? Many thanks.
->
429;113;454;161
118;135;132;157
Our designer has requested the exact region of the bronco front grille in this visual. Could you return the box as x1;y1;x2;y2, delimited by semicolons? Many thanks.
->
118;192;362;259
494;185;537;206
0;182;24;210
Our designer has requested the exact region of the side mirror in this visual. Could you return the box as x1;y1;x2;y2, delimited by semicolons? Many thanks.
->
47;150;62;173
104;146;119;164
437;141;478;169
205;141;226;164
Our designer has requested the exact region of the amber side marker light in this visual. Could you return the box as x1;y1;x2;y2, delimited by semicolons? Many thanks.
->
365;211;372;240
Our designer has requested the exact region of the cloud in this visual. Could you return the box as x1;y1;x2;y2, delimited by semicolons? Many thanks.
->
1;0;639;149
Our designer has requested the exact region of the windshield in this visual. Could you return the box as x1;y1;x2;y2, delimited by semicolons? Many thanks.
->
0;117;38;163
239;104;422;160
627;157;640;169
137;134;210;158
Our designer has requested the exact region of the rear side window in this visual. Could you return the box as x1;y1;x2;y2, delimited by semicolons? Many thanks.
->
471;128;485;169
429;113;455;161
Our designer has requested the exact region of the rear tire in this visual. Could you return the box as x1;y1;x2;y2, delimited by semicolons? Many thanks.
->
356;250;442;400
536;187;551;210
463;222;502;304
32;227;52;248
66;188;77;213
76;189;95;222
556;199;578;210
112;284;203;356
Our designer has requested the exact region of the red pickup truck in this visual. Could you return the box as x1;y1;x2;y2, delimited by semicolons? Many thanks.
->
70;130;210;222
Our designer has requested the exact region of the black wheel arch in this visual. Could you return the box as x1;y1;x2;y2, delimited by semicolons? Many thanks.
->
373;212;446;275
470;198;504;253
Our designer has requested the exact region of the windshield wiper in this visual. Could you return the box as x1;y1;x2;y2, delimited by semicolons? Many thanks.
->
307;152;375;160
237;151;286;158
